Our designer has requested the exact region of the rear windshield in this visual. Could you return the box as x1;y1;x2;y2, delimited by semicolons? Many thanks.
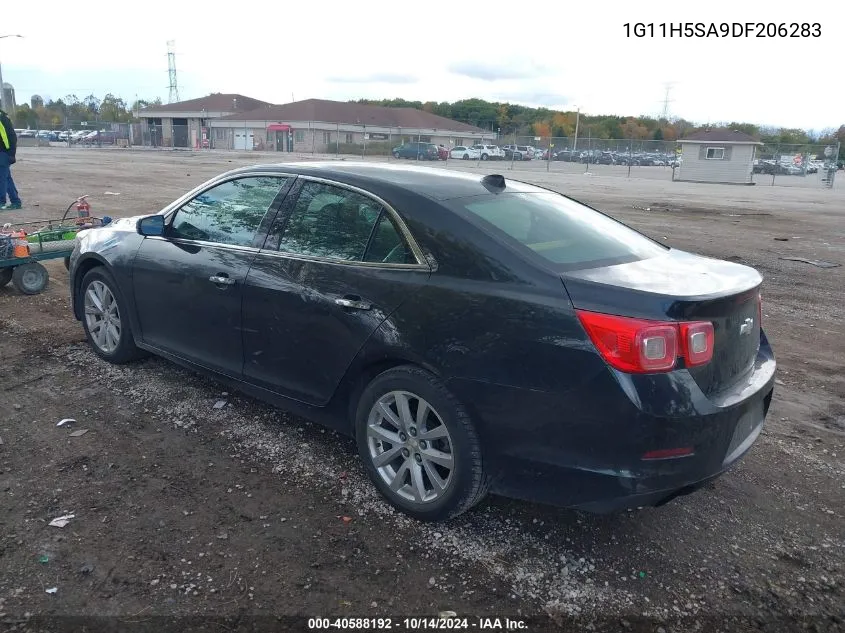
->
452;192;667;270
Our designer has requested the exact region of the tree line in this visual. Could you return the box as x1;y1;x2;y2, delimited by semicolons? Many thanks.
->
8;92;843;159
355;97;845;157
10;94;162;130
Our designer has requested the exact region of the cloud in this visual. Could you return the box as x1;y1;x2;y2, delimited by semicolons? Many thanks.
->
447;58;553;81
492;92;569;109
327;72;418;84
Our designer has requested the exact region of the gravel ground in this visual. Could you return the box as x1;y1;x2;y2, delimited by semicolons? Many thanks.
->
0;148;843;632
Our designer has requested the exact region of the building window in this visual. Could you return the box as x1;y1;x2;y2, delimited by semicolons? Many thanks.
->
418;135;432;143
215;128;226;140
706;147;725;160
267;132;273;142
345;133;354;144
323;131;332;144
295;130;305;143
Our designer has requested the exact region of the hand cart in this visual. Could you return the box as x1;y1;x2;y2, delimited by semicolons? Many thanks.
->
0;197;112;295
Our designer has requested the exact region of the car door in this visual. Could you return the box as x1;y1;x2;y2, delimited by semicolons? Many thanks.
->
241;178;430;405
132;174;293;376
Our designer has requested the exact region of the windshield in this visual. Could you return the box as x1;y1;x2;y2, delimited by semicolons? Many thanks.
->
451;192;668;271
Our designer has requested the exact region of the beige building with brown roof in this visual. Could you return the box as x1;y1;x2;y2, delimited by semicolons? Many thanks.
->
137;93;272;148
207;98;495;152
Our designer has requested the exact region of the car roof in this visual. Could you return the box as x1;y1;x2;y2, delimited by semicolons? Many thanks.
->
228;162;548;201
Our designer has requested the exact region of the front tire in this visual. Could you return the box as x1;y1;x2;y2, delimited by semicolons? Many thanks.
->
0;267;12;288
355;366;488;522
481;153;489;161
79;267;143;364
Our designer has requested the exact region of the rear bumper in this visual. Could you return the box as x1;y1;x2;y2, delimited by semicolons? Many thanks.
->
448;336;776;512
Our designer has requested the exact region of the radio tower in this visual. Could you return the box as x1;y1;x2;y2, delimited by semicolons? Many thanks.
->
660;82;675;121
167;40;180;103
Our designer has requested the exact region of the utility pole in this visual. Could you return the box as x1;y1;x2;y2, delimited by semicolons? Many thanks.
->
572;106;580;151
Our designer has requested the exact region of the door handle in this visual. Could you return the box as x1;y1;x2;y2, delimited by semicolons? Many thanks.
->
208;274;236;286
335;296;372;310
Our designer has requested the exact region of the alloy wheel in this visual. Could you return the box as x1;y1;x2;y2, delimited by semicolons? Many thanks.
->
84;280;122;354
366;390;455;504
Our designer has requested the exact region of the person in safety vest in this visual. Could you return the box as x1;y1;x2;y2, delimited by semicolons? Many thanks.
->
0;108;22;210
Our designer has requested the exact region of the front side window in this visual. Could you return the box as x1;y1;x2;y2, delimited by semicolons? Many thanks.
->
453;192;667;270
169;176;287;247
278;182;383;261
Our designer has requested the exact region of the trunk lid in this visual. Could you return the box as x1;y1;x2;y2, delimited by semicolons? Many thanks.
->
562;249;762;396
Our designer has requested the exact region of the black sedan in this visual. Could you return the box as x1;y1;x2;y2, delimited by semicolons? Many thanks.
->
69;163;775;522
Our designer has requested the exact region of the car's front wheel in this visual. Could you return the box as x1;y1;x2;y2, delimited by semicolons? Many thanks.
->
80;267;143;364
355;366;488;521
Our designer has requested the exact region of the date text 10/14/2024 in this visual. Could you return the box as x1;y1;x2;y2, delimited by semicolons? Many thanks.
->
308;617;528;630
624;22;821;38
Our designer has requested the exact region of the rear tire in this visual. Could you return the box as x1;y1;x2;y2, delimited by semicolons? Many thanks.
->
79;267;143;364
12;262;49;295
355;366;489;522
481;153;489;161
0;267;12;288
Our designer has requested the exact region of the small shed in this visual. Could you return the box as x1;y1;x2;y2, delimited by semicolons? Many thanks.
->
675;129;762;185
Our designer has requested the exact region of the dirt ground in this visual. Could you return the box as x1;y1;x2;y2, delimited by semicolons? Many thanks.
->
0;148;843;633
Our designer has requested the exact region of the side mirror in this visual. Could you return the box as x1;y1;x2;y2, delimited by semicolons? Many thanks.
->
137;215;165;237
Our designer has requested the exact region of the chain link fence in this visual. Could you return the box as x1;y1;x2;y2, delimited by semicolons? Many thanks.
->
36;117;840;189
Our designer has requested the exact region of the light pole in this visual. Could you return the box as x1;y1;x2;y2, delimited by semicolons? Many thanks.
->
572;106;580;152
0;34;24;113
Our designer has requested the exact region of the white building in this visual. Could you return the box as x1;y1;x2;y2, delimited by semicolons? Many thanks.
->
675;129;762;185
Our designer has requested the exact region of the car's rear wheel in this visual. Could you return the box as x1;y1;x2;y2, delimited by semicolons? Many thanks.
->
355;366;488;522
80;267;143;364
481;153;488;161
462;154;469;160
393;152;400;159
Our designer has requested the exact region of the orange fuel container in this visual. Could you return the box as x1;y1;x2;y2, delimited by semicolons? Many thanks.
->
11;231;30;258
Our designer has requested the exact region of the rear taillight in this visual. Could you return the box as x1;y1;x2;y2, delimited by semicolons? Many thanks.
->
576;310;714;374
679;321;714;367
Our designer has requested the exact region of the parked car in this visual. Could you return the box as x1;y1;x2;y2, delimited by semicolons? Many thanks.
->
82;130;118;145
450;146;481;160
19;129;36;138
392;142;439;160
471;144;504;161
69;163;776;521
501;145;525;161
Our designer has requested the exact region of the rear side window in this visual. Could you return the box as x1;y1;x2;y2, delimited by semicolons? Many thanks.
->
363;214;416;264
278;182;381;260
455;192;667;270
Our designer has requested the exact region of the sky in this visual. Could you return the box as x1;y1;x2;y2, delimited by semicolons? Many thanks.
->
3;0;843;131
